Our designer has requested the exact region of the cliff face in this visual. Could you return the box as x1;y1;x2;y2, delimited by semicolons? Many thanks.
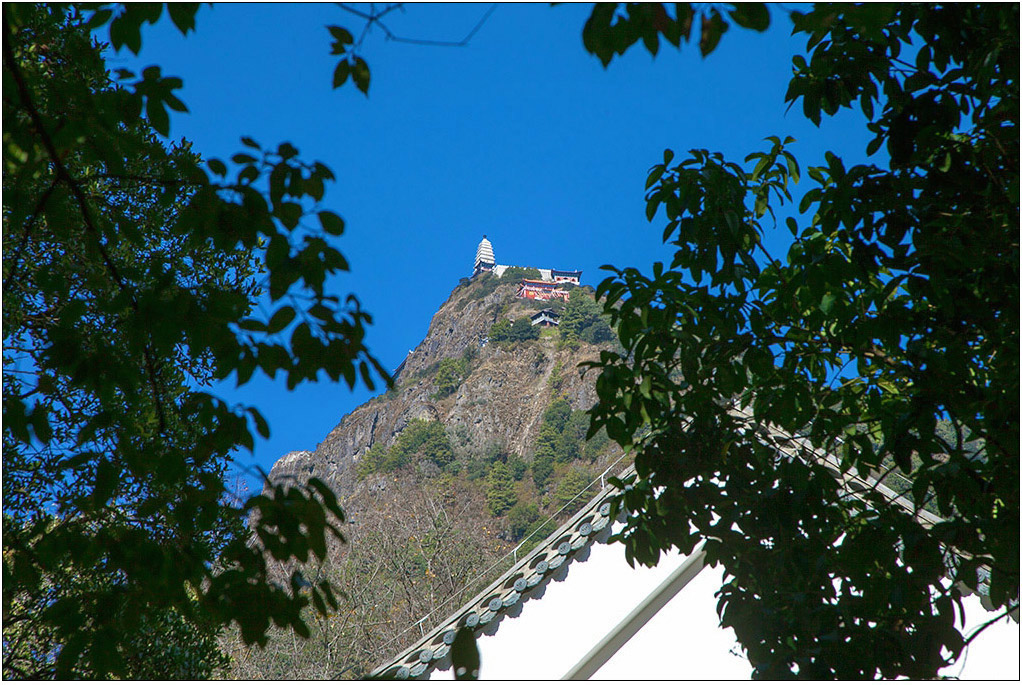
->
247;274;621;679
267;276;605;499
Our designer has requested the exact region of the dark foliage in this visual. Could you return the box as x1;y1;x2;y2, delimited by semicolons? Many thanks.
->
3;5;386;676
585;3;1019;678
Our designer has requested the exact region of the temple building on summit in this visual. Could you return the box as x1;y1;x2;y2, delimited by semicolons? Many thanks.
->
550;269;583;284
517;279;570;302
472;236;581;302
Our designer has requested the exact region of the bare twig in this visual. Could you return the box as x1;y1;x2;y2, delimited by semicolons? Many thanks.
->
338;3;497;49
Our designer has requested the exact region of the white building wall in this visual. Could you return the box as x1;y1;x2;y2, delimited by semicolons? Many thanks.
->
429;536;1020;680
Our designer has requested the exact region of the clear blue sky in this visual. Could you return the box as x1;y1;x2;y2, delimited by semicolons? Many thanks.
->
111;3;875;493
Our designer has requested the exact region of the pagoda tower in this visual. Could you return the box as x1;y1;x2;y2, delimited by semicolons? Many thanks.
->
473;235;496;276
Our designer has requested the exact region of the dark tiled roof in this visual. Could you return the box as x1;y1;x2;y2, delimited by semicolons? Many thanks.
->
370;465;631;680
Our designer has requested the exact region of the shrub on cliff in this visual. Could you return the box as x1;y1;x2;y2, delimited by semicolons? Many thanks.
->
489;317;538;345
499;266;542;282
433;357;469;398
356;420;454;476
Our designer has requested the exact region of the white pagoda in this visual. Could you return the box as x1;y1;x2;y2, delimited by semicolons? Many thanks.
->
473;236;496;276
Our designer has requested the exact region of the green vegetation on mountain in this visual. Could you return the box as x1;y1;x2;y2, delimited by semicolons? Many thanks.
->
356;419;455;476
554;465;597;516
498;266;542;282
559;287;615;346
432;348;476;398
531;396;603;482
463;271;501;301
252;274;623;678
489;316;540;345
485;462;517;516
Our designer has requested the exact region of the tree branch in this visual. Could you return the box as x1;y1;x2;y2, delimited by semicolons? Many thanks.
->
3;10;168;433
962;601;1020;648
339;3;497;48
2;176;59;294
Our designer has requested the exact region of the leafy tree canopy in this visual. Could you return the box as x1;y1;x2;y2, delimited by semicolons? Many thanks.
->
531;452;554;492
490;316;539;344
553;465;595;516
488;317;512;342
542;395;572;432
584;3;1019;679
3;3;387;677
509;317;540;342
506;502;541;542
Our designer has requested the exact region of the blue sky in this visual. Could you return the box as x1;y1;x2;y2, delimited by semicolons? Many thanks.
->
111;3;875;492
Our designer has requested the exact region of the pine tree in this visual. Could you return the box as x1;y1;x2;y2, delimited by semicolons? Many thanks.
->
533;424;559;462
488;318;512;342
542;396;571;432
486;462;517;516
531;453;554;491
509;317;540;342
554;466;594;515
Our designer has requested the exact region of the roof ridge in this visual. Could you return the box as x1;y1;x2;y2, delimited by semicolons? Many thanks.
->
369;463;635;679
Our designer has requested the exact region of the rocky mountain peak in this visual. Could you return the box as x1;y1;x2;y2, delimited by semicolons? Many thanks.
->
267;274;612;500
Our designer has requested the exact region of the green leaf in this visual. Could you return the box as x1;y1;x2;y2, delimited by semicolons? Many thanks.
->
327;25;354;44
276;202;303;230
820;292;837;314
729;4;770;31
318;211;345;236
646;164;666;190
249;407;271;439
29;404;52;443
167;3;199;34
277;142;298;160
267;305;296;334
93;459;119;507
163;92;188;112
208;159;227;177
237;165;258;185
352;57;370;95
145;99;170;136
698;10;729;57
85;8;113;29
332;60;350;89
